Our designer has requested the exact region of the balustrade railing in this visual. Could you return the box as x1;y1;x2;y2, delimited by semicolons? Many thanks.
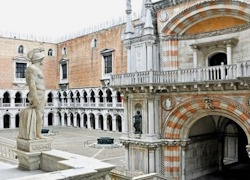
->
47;102;54;107
111;62;250;86
2;103;11;107
107;103;113;107
15;103;23;107
0;142;18;164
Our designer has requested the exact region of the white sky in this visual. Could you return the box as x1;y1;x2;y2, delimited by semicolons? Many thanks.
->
0;0;159;39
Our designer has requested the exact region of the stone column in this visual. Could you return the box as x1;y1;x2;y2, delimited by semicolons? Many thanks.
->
11;96;15;108
67;114;71;126
146;41;153;71
227;43;232;65
192;46;198;68
54;113;58;126
10;116;15;129
95;95;99;107
112;94;116;107
112;115;117;132
87;114;91;129
43;114;48;127
95;115;99;130
146;94;156;139
121;95;128;138
73;114;77;127
0;114;3;129
148;148;155;173
80;116;84;128
103;116;108;131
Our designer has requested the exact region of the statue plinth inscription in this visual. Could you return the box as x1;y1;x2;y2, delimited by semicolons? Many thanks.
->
17;138;52;153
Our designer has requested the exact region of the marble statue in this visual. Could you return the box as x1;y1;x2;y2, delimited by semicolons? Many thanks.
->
133;111;142;134
18;48;46;140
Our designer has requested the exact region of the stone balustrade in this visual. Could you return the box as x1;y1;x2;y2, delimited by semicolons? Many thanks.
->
111;61;250;86
0;142;18;164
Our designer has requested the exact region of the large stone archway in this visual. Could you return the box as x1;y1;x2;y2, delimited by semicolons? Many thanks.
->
163;96;250;179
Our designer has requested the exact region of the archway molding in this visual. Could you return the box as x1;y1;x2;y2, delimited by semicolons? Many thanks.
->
163;96;250;143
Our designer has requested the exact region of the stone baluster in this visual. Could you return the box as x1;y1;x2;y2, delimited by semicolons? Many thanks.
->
220;62;225;79
236;60;242;77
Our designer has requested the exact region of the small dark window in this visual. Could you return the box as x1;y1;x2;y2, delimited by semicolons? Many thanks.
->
16;63;27;78
48;49;53;56
104;55;112;74
62;63;67;79
18;45;24;54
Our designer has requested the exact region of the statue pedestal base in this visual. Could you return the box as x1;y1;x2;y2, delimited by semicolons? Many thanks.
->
14;149;41;170
17;138;52;153
15;138;52;171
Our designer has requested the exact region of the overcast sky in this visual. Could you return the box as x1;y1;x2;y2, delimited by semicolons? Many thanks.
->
0;0;159;39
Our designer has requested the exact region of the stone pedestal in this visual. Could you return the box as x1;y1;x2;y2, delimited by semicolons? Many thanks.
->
15;138;52;171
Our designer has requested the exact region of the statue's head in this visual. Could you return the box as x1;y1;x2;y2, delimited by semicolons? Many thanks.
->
137;111;140;114
27;47;45;64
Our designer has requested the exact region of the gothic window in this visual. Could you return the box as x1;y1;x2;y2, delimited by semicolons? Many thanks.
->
47;92;53;103
91;38;97;48
3;92;10;103
18;45;24;54
101;49;114;79
62;63;67;79
16;63;27;78
48;49;53;56
104;54;112;74
62;47;67;55
106;89;112;102
15;92;22;103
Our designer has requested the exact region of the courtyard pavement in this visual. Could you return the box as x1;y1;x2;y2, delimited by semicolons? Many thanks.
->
0;127;125;179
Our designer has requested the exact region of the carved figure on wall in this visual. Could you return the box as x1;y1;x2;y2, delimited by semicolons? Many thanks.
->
18;48;46;140
133;111;142;134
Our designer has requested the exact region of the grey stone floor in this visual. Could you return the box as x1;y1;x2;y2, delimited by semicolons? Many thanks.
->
0;127;125;167
0;127;125;179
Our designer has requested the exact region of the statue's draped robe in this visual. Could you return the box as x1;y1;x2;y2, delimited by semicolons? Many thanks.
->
18;108;37;140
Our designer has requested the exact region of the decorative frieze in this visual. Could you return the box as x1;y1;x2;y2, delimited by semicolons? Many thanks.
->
17;138;52;153
120;138;190;148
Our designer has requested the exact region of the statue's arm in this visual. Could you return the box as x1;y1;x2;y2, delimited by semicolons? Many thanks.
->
26;67;39;108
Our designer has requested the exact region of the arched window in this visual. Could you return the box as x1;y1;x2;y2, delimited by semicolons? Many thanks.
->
90;91;95;103
62;47;67;55
106;89;112;103
63;91;67;103
83;91;88;103
3;114;10;128
117;91;122;102
70;113;74;126
58;92;62;102
18;45;24;54
48;113;53;126
15;114;20;128
15;92;22;103
76;91;80;103
91;38;97;48
99;90;104;103
64;113;67;126
48;49;53;56
26;93;29;103
3;92;10;103
70;91;74;103
47;92;53;103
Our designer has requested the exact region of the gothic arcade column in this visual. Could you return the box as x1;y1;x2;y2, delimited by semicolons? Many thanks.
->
95;115;99;130
112;115;117;132
10;116;15;129
73;114;77;127
103;116;108;131
121;95;128;138
191;45;198;68
43;114;48;127
87;114;91;129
